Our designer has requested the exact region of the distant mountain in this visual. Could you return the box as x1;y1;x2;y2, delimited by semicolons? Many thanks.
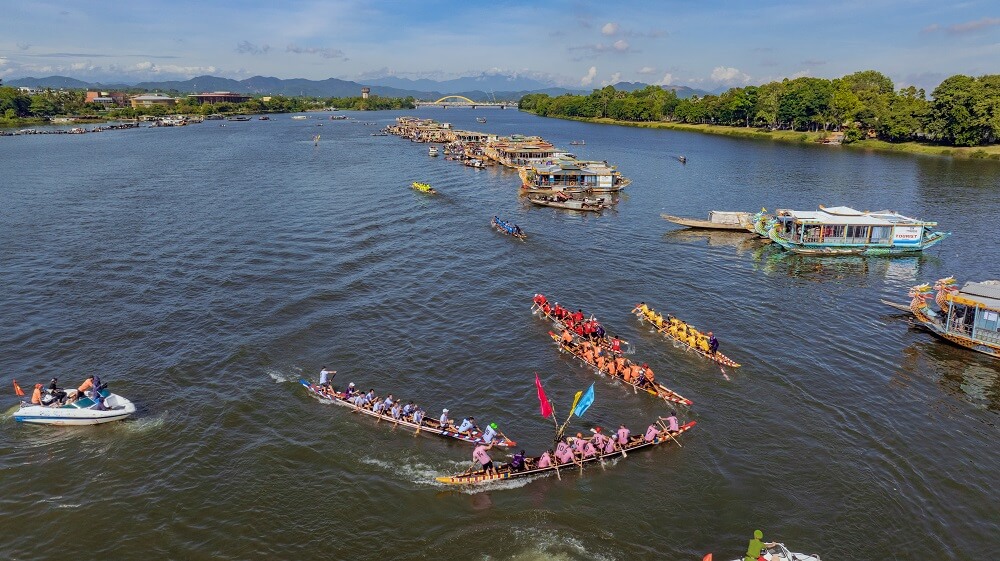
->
7;76;94;90
367;73;573;94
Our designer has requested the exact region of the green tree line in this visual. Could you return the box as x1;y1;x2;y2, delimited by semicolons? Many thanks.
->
519;71;1000;147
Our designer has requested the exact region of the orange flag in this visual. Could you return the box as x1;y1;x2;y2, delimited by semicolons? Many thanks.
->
702;554;712;561
13;379;25;397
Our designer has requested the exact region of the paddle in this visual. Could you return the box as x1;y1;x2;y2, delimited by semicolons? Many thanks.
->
589;429;606;470
657;418;683;448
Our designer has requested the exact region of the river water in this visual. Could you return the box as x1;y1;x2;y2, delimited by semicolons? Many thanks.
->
1;110;997;560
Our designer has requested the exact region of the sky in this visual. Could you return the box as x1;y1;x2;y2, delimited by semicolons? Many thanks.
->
1;0;998;91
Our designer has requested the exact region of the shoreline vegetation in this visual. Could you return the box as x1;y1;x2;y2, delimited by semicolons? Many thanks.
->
519;70;1000;161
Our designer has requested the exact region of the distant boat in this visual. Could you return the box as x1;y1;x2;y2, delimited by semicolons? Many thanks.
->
527;194;609;212
259;115;270;120
205;114;224;120
428;146;439;157
570;140;585;145
292;115;308;120
476;117;487;123
412;182;437;194
227;116;251;121
661;211;751;231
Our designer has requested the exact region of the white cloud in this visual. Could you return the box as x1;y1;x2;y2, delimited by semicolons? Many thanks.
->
710;66;751;85
602;22;620;36
286;44;346;60
655;73;674;86
581;66;597;86
638;66;656;75
602;71;622;86
613;39;629;52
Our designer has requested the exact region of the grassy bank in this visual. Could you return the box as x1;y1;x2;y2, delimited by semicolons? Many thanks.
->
537;114;1000;161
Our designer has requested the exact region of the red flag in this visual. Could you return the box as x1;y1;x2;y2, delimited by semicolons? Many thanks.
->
535;374;553;418
702;554;712;561
13;379;25;397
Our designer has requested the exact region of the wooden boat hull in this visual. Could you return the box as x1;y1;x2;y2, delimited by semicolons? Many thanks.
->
491;218;526;241
632;309;741;368
547;332;693;406
909;308;1000;358
436;421;695;485
527;197;606;212
299;380;516;447
661;213;750;231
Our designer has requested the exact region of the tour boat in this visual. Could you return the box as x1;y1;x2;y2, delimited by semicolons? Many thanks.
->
661;211;751;231
727;543;822;561
519;158;630;193
14;388;136;426
899;279;1000;358
291;115;308;120
766;206;949;255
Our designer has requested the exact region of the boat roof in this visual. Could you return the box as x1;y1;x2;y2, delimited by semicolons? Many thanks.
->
776;206;935;226
958;281;1000;309
526;159;618;176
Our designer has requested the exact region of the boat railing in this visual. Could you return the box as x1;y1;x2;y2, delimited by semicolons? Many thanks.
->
976;329;1000;344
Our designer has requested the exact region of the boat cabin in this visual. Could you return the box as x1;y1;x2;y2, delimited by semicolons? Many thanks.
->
942;281;1000;346
773;206;939;248
521;159;628;190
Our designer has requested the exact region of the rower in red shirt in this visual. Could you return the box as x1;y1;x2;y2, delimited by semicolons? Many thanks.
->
572;309;584;323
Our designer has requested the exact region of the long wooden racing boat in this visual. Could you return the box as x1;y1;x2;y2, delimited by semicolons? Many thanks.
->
491;216;526;241
411;181;437;194
531;300;630;353
436;421;695;485
631;307;741;368
299;380;516;447
548;332;693;406
661;211;751;231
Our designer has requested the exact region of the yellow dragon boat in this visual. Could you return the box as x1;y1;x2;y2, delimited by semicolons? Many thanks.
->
631;305;741;368
411;182;437;194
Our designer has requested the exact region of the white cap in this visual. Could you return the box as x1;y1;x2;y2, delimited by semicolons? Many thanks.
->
349;382;355;387
443;408;449;413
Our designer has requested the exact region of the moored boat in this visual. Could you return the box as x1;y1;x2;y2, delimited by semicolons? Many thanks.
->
14;387;135;426
476;117;487;123
661;211;751;231
527;194;608;212
631;305;740;368
411;182;437;194
299;380;517;447
436;420;695;485
428;146;439;157
491;216;526;240
900;279;1000;358
766;206;949;255
519;158;630;193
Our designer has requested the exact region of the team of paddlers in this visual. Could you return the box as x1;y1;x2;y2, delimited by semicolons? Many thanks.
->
634;302;719;355
531;294;625;352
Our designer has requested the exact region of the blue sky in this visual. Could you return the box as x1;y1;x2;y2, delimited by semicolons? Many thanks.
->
1;0;998;91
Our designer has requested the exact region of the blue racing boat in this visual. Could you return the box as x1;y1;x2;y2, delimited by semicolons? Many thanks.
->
491;216;526;240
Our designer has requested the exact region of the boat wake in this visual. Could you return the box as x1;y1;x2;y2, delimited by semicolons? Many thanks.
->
119;411;169;434
266;367;299;384
360;456;544;493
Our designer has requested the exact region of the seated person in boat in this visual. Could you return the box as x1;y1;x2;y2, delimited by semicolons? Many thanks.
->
594;349;607;371
43;378;67;405
560;329;576;348
402;401;415;418
636;302;649;316
456;416;478;437
513;225;523;237
663;411;680;432
616;424;631;448
481;422;501;444
510;449;527;472
644;423;661;443
708;332;719;355
572;309;585;323
31;383;43;405
413;407;425;425
438;408;451;429
471;442;497;476
590;427;610;452
533;294;547;308
344;382;358;398
390;400;403;420
697;336;711;353
554;439;576;465
373;398;387;416
541;301;552;315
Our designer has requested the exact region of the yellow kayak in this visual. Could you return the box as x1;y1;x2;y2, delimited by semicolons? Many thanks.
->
412;182;437;194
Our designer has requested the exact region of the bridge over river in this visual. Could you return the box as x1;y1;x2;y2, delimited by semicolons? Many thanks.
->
414;95;517;109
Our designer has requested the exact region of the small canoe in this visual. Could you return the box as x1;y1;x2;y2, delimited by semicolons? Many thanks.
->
527;195;608;212
14;389;135;425
436;420;695;485
661;212;750;231
412;182;437;194
548;332;693;406
631;308;741;368
299;380;516;448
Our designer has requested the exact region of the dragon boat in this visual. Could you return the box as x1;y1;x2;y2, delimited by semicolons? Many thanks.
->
299;380;516;447
765;206;949;255
547;332;693;406
901;279;1000;358
491;216;526;241
531;297;630;354
411;182;437;194
436;420;695;485
631;306;741;368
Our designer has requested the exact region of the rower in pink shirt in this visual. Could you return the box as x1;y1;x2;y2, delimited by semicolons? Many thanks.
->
581;439;597;458
644;423;660;442
663;411;680;432
472;442;496;476
617;424;631;446
537;450;553;468
555;440;575;464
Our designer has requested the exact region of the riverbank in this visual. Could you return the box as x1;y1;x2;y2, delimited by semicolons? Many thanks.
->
530;114;1000;161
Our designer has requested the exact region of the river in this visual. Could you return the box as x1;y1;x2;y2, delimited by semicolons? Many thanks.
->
1;110;997;560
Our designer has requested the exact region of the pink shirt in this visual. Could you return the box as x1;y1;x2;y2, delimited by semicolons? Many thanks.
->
537;453;551;468
555;442;574;464
591;432;607;449
644;424;659;442
472;445;491;465
617;427;630;444
604;437;617;454
581;441;597;458
665;416;679;432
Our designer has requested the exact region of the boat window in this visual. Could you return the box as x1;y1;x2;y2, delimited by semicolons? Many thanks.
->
822;225;846;242
802;225;821;242
871;226;892;243
846;225;871;244
976;309;1000;343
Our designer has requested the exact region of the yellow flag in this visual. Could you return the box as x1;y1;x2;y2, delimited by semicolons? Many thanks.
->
568;390;582;419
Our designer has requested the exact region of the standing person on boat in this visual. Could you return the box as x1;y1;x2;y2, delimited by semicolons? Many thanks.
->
319;367;336;388
610;336;622;355
513;224;523;237
744;530;776;561
456;416;478;437
708;332;720;355
471;442;497;476
439;408;450;428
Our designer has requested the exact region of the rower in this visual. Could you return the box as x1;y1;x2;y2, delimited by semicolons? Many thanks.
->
572;309;584;323
637;302;649;316
456;416;478;437
439;408;450;428
560;329;575;347
510;449;527;472
616;424;630;448
533;294;547;307
319;366;336;388
382;394;394;410
554;439;575;465
642;363;655;385
472;442;497;476
413;406;425;425
390;400;402;420
653;313;665;329
345;382;358;397
708;332;720;355
541;301;552;314
610;336;622;354
513;225;523;236
698;336;711;353
594;322;606;339
537;449;553;468
481;422;500;444
644;423;660;442
595;349;607;371
402;401;415;417
664;411;679;432
590;427;608;450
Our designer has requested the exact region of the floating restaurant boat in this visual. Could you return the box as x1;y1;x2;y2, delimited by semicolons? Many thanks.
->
428;146;439;157
766;206;949;255
436;420;695;485
411;182;437;194
631;305;741;368
299;380;517;447
14;387;136;426
491;216;526;240
519;159;630;194
548;332;693;405
527;194;609;212
899;279;1000;358
661;211;751;231
726;543;822;561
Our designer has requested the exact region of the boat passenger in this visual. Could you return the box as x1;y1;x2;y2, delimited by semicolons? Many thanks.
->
595;350;607;371
554;440;575;465
744;530;776;561
537;450;553;469
708;332;719;355
31;383;43;405
664;411;679;432
402;401;415;417
642;364;655;385
513;225;523;237
644;423;660;442
439;408;450;428
637;302;649;316
572;309;584;323
610;336;622;354
560;329;575;347
510;450;526;472
77;375;95;398
541;302;552;315
456;416;478;436
382;394;394;410
345;382;358;397
390;401;402;420
698;336;711;353
616;424;630;446
594;323;606;339
47;378;67;405
606;358;618;377
482;422;499;444
472;442;497;476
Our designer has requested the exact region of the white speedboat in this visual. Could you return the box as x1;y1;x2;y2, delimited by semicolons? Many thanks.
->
729;543;821;561
14;390;136;426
